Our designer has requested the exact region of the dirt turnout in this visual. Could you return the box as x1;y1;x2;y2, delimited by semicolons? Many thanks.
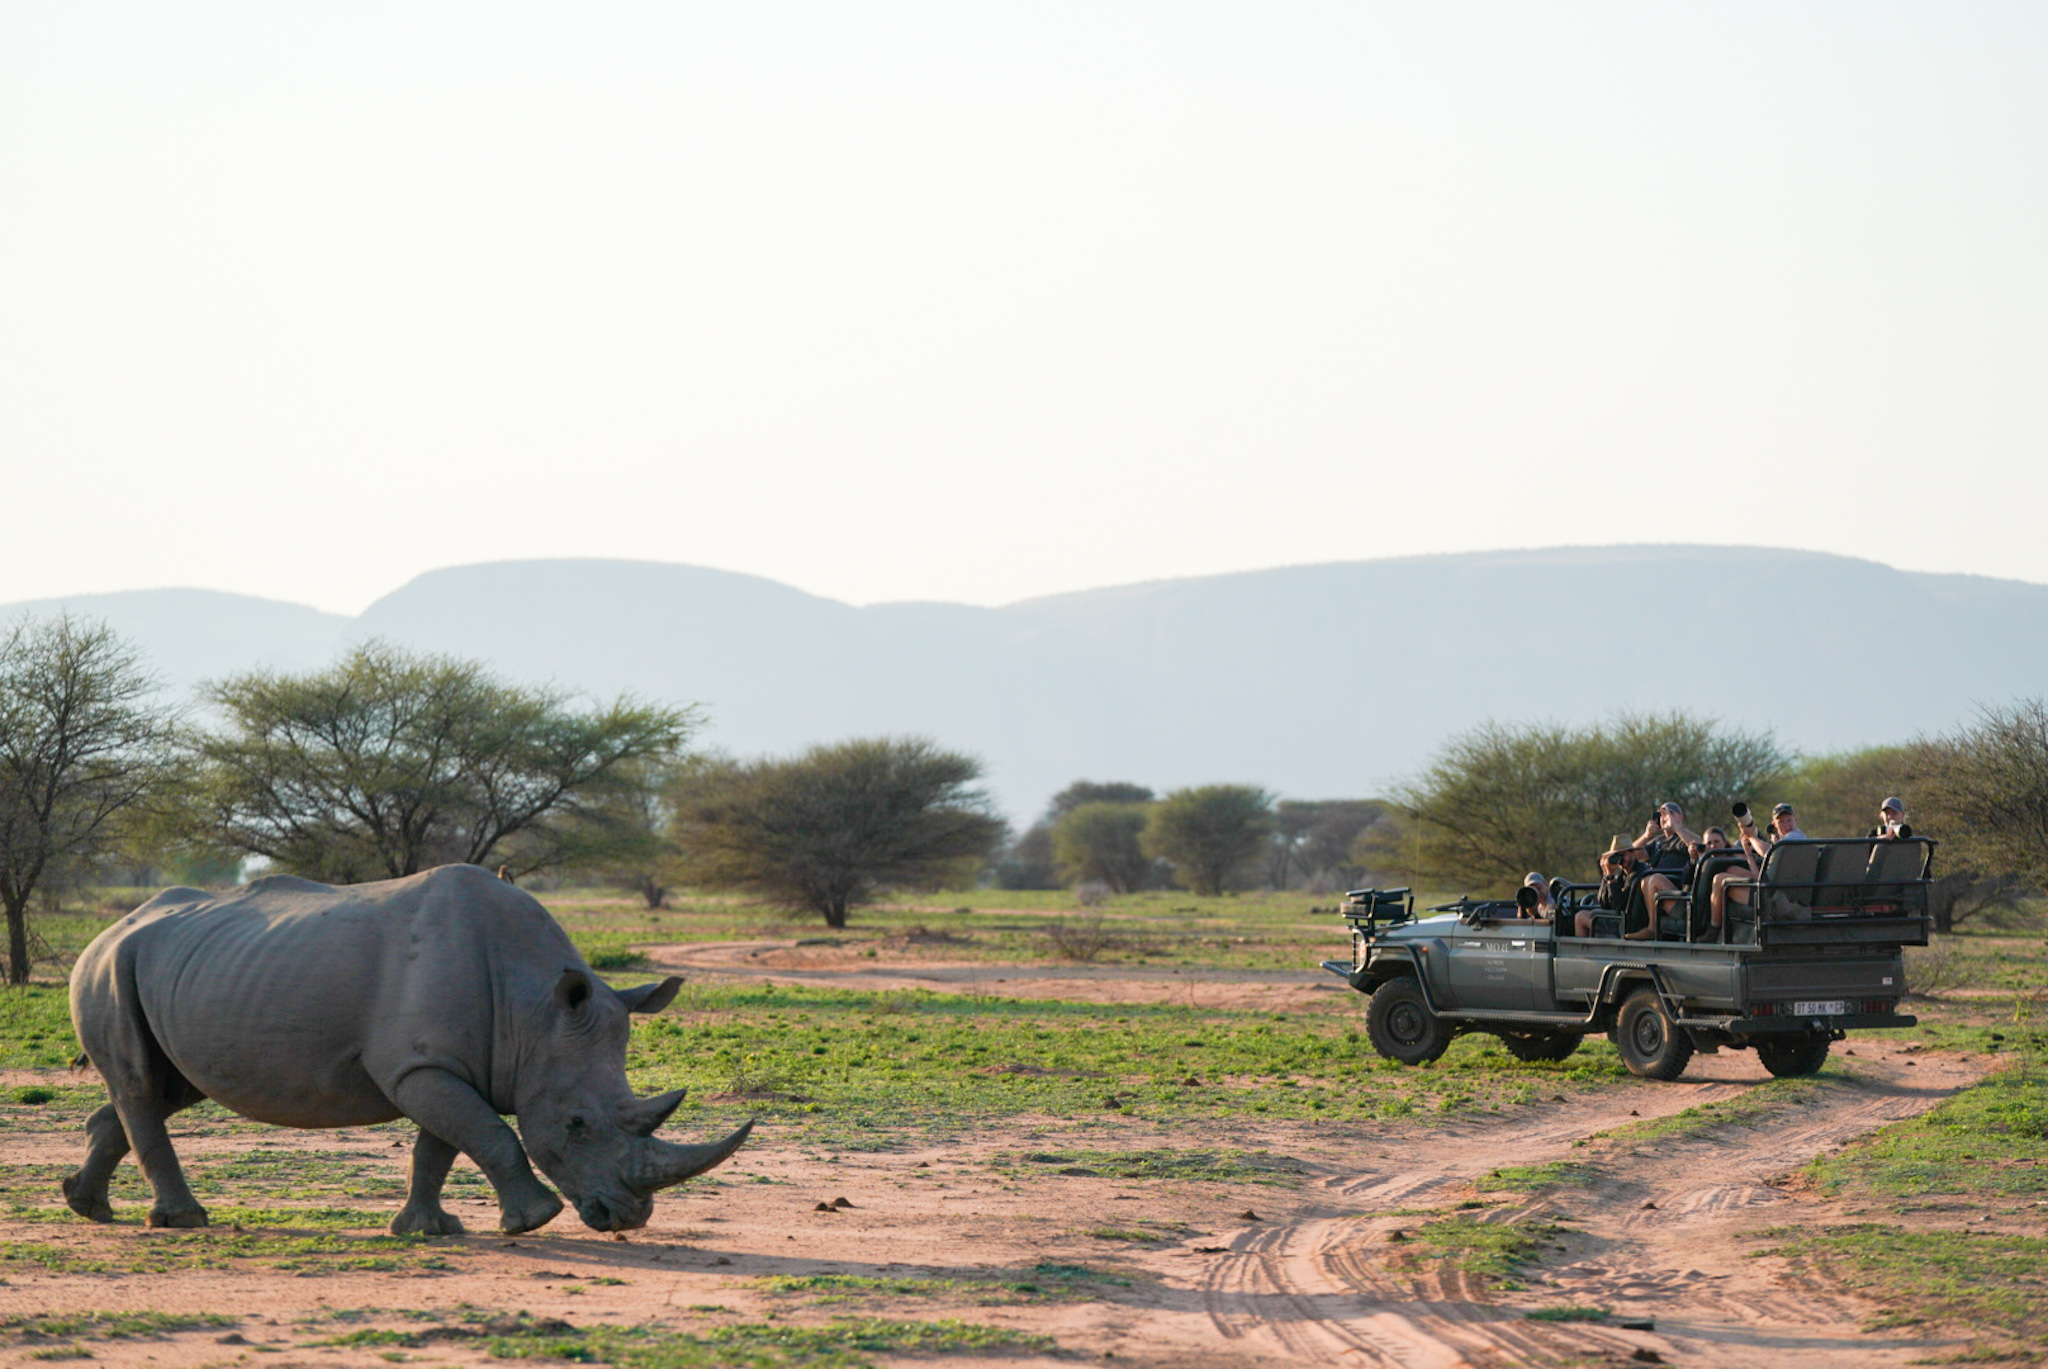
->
0;959;1996;1368
646;938;1344;1013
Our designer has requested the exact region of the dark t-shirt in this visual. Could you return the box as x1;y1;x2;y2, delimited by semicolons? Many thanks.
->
1644;834;1691;874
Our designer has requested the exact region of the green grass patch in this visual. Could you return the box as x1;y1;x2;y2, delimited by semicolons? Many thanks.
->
749;1272;1076;1305
1805;1066;2048;1204
1474;1160;1596;1193
1593;1077;1825;1147
0;986;82;1069
2;1311;236;1341
1522;1305;1611;1322
1409;1213;1557;1285
619;982;1631;1147
324;1310;1053;1367
1759;1223;2048;1340
0;1226;468;1276
993;1146;1309;1184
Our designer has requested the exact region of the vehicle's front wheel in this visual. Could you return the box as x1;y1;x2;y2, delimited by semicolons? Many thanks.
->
1756;1034;1831;1078
1612;988;1694;1080
1366;978;1451;1065
1497;1030;1581;1063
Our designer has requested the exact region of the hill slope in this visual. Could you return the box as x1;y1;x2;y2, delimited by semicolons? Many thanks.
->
6;546;2039;817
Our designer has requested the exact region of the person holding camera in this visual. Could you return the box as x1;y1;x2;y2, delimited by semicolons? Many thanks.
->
1632;802;1702;936
1710;801;1803;929
1575;837;1645;938
1869;796;1913;840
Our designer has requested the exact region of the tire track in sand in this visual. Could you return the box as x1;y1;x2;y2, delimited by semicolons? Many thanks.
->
1188;1045;1986;1367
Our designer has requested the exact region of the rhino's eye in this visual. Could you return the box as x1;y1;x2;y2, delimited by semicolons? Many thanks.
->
567;1115;588;1132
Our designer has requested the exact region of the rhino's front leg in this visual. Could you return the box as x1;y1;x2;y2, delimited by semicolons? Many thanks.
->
389;1128;465;1236
389;1068;562;1234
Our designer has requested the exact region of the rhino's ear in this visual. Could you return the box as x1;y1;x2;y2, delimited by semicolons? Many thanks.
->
617;977;684;1016
553;968;594;1015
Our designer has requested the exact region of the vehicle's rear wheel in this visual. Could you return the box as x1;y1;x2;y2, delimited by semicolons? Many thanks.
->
1497;1030;1581;1063
1366;978;1451;1065
1611;987;1694;1081
1756;1034;1831;1078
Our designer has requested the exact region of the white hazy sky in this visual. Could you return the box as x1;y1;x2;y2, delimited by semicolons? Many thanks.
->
4;3;2044;616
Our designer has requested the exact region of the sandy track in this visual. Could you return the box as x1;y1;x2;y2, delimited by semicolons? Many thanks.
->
1174;1042;1987;1367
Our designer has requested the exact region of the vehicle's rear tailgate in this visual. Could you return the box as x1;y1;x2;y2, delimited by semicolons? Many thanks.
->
1745;953;1904;1009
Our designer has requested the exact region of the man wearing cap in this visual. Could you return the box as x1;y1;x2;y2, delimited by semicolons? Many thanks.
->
1869;797;1913;841
1521;871;1555;923
1714;802;1805;930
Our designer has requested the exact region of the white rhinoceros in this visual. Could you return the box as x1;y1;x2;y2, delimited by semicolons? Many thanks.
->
65;864;750;1234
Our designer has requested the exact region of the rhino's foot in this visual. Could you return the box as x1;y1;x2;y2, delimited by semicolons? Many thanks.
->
498;1190;564;1235
61;1174;113;1223
146;1202;209;1229
390;1204;465;1237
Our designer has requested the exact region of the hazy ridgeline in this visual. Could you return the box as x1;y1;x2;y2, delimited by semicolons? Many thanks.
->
8;545;2048;822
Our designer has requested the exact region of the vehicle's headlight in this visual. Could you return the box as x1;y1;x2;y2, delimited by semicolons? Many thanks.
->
1352;930;1367;970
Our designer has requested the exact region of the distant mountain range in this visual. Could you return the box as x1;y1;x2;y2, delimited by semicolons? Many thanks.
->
6;546;2042;820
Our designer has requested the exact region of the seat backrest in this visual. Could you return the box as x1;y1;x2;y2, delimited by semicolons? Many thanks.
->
1867;840;1929;884
1761;840;1822;891
1812;842;1874;892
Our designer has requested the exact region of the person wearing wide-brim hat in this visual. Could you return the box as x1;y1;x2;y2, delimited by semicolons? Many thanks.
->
1576;837;1646;937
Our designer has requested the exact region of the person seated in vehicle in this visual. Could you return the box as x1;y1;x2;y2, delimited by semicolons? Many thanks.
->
1650;826;1744;937
1632;802;1702;933
1575;837;1643;937
1712;801;1803;928
1869;796;1913;841
1520;871;1554;922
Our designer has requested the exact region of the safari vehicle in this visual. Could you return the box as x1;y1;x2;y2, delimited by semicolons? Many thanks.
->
1321;837;1933;1080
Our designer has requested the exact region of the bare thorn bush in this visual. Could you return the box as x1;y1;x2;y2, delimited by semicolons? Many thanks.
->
1047;913;1121;963
1904;937;1973;998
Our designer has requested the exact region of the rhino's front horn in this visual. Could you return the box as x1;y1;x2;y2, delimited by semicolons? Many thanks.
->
619;1088;688;1138
631;1120;755;1192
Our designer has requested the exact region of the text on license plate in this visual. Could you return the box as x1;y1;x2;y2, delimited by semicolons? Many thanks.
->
1793;1000;1850;1016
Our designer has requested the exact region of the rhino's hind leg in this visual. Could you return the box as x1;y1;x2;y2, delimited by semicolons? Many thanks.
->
62;1102;131;1222
129;1073;210;1228
390;1129;465;1236
390;1068;562;1235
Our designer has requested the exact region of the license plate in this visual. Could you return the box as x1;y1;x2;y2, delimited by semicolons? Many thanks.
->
1793;999;1850;1016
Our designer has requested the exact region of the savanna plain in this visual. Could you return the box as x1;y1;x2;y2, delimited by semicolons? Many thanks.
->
4;889;2047;1368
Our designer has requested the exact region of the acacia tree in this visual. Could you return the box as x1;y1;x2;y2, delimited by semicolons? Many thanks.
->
1051;801;1154;893
191;642;696;882
1395;711;1785;891
1782;743;2026;933
0;616;179;985
556;756;692;909
1915;700;2048;898
1268;799;1385;890
673;737;1006;928
1143;784;1274;896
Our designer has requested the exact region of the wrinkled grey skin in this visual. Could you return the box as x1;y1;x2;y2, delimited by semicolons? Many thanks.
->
65;864;750;1234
